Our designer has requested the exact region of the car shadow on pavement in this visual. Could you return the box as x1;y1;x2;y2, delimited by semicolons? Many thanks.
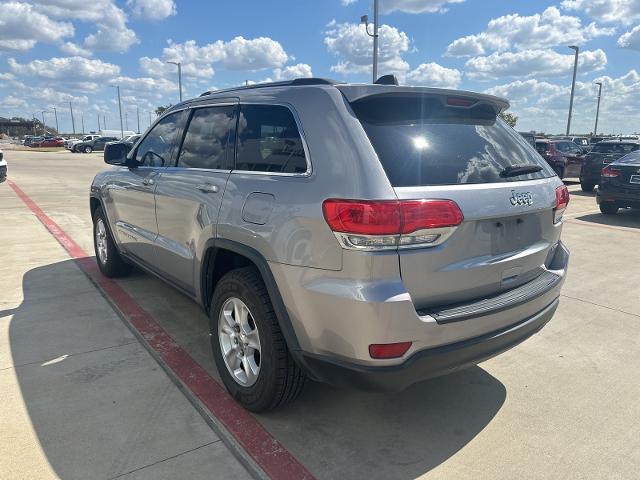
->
574;209;640;229
259;362;506;479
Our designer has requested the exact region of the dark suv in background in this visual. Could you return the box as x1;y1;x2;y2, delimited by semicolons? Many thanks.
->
580;140;640;192
535;139;585;179
72;136;119;153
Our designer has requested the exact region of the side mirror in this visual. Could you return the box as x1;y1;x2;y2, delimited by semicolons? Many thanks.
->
104;142;134;166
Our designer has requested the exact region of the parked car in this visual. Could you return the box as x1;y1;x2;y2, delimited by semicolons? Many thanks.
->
37;137;65;147
73;136;119;153
579;140;640;192
596;151;640;214
25;136;43;147
66;134;100;150
554;136;591;153
0;148;6;183
90;78;569;411
518;131;536;148
535;139;585;179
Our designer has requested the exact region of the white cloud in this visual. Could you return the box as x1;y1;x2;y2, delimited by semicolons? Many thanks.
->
140;37;289;80
446;7;614;57
341;0;358;5
561;0;640;26
484;70;640;134
406;62;461;88
8;56;120;81
325;22;410;75
60;42;92;57
273;64;313;80
127;0;176;20
465;49;608;80
109;76;178;96
0;2;74;52
380;0;465;14
618;25;640;49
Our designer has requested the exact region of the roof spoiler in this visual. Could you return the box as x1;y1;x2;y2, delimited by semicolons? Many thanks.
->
336;85;510;114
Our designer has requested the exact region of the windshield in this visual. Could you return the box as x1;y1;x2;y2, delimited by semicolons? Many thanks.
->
591;143;638;154
352;95;554;187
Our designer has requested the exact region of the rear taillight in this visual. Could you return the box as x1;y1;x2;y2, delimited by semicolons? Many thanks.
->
554;185;570;224
369;342;412;359
601;166;620;178
323;199;463;250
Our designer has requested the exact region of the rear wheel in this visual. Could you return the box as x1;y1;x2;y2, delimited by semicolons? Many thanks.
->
599;202;618;215
84;145;93;153
581;181;595;192
93;207;131;277
210;267;305;412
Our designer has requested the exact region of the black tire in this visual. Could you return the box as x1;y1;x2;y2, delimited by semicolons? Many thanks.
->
84;145;92;153
93;206;131;277
210;267;305;412
599;202;618;215
581;181;595;192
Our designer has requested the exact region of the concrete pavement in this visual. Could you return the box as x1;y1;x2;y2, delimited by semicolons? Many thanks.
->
2;149;640;479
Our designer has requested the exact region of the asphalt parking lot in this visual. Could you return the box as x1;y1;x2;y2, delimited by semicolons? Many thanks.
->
2;149;640;479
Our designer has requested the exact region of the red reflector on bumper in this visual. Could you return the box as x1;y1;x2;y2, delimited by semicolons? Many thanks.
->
369;342;412;359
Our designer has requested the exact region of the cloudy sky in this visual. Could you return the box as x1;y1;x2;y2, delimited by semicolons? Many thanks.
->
1;0;639;134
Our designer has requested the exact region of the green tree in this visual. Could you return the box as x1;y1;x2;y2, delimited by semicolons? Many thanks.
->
155;104;172;116
499;112;518;128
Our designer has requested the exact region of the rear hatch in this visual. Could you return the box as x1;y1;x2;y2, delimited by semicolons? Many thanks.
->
347;89;562;310
605;154;640;191
589;142;639;165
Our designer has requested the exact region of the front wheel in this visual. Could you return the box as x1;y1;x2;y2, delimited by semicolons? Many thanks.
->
93;207;131;277
210;267;305;412
84;146;93;153
599;202;618;215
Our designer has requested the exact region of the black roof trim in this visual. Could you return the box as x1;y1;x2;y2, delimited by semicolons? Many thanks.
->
199;77;340;97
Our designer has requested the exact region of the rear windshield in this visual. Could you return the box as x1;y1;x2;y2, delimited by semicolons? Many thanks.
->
591;143;638;154
351;95;554;187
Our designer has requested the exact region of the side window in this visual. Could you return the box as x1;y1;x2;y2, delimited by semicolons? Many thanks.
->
177;105;236;170
236;104;308;174
135;111;183;167
556;142;568;153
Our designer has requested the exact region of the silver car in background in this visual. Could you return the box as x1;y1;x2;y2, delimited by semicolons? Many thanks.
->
90;78;570;411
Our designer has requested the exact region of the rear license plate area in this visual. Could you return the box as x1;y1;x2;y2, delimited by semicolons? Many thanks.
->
630;175;640;184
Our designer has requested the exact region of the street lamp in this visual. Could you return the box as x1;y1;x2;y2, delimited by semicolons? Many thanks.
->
41;110;47;134
111;85;124;138
69;101;76;134
594;81;603;136
167;61;183;102
566;45;580;136
52;107;59;134
360;0;380;83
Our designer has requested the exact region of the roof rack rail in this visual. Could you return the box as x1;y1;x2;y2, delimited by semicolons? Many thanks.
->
200;77;339;97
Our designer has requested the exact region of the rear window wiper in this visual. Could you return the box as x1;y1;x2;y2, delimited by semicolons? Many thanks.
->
500;164;543;178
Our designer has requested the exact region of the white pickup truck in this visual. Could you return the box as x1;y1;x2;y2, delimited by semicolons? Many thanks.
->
65;134;100;150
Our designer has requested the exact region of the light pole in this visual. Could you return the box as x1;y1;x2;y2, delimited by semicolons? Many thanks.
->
69;101;76;134
41;111;47;134
103;115;107;130
167;61;183;102
566;45;579;136
52;107;59;134
136;106;140;133
125;111;129;131
594;81;603;136
81;112;85;134
361;0;380;83
32;113;37;135
112;85;124;138
97;114;101;131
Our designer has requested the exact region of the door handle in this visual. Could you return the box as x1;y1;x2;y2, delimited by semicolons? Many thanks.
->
142;177;155;186
196;184;219;193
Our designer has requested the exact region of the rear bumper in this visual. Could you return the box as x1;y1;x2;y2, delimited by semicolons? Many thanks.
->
299;298;558;391
597;187;640;207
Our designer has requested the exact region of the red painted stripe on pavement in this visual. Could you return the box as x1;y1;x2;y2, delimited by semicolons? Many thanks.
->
8;179;314;480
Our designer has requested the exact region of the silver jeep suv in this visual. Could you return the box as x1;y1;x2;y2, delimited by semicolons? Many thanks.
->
90;78;570;411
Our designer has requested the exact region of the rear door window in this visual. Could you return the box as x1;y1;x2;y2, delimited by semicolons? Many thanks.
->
177;106;237;170
235;104;308;174
535;142;549;155
591;143;639;154
351;95;554;186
